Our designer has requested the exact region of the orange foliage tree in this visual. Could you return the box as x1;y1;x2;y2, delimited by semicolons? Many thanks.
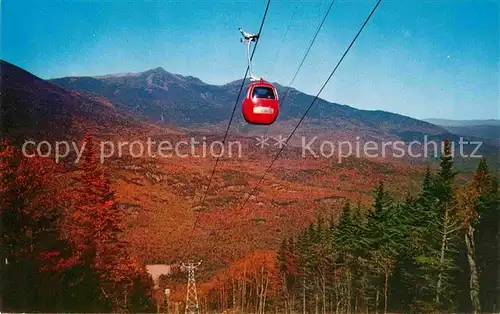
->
65;134;154;312
0;140;78;311
200;250;280;313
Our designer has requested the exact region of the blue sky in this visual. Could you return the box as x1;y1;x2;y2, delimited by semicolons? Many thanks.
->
1;0;498;120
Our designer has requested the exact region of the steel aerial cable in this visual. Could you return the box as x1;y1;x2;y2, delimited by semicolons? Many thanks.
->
262;0;336;139
226;9;240;30
266;5;298;79
204;0;336;240
239;0;382;212
183;0;272;256
199;0;271;205
205;0;383;247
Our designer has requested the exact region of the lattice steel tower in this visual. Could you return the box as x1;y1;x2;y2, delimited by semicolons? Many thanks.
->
181;261;202;314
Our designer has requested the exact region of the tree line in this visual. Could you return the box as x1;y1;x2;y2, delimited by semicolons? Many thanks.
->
276;140;499;313
1;135;156;312
2;134;498;313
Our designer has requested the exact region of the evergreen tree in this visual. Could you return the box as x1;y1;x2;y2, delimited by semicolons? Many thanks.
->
277;238;298;313
421;165;434;201
372;181;392;215
405;140;461;312
334;201;370;313
428;140;460;311
365;181;399;313
274;153;500;314
388;199;423;312
473;158;490;194
435;139;458;204
334;202;355;261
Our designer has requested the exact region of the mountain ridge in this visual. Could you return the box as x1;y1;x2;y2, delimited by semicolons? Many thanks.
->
423;118;500;144
49;66;450;137
3;61;496;168
47;65;499;170
423;118;500;127
0;60;149;143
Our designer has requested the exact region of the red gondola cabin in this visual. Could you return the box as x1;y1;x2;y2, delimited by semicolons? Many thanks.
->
242;78;279;125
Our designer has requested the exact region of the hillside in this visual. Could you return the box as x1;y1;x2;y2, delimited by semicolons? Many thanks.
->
423;118;500;127
1;60;431;265
50;67;499;170
1;60;149;143
4;61;497;313
441;125;499;143
1;60;494;265
424;118;500;144
50;68;450;141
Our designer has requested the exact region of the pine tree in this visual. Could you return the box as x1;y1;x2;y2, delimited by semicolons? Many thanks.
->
405;140;461;312
366;181;398;313
334;202;356;267
432;139;460;310
388;165;442;312
435;139;458;204
388;199;422;312
372;181;392;215
422;165;434;200
333;201;370;313
414;164;439;229
277;238;294;313
473;158;490;194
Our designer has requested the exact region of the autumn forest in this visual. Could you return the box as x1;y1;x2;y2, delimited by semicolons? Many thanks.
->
1;2;499;309
1;132;499;313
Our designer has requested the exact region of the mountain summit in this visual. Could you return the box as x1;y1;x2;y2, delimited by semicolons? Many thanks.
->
50;67;449;142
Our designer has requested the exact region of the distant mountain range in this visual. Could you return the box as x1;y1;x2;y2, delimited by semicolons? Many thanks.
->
2;59;497;270
50;66;451;142
1;60;497;168
0;60;149;144
423;118;500;143
423;118;500;127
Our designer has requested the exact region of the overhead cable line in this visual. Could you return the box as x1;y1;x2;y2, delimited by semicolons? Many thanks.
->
183;0;272;256
205;0;383;254
238;0;382;213
263;0;336;138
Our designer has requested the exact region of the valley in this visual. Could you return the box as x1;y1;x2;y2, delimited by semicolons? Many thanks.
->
2;59;498;312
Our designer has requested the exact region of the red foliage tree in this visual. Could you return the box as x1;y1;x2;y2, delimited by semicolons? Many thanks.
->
0;140;77;311
67;134;153;311
201;250;280;312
